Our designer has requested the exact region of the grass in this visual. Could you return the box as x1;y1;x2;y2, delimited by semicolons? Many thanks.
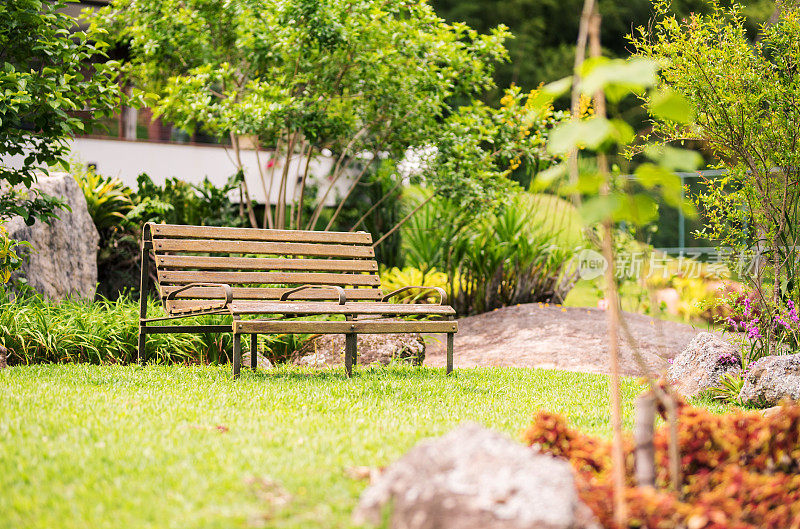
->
2;364;653;529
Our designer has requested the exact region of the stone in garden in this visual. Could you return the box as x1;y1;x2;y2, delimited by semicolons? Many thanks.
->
654;288;680;316
0;345;6;369
241;352;274;370
6;173;100;300
666;332;741;396
739;353;800;407
294;333;424;367
352;423;600;529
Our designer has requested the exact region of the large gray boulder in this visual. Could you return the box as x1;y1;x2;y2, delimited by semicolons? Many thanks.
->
666;332;741;396
353;423;599;529
739;353;800;407
6;174;99;300
294;332;425;367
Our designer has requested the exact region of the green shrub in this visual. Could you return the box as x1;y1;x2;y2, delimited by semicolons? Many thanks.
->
0;294;315;366
72;165;133;236
1;295;194;365
402;189;582;315
0;223;28;285
126;172;246;228
72;167;249;299
633;2;800;357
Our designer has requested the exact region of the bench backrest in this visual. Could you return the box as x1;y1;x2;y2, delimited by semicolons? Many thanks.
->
143;223;383;310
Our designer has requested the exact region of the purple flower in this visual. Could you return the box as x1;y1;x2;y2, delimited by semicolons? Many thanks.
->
775;316;791;330
726;316;741;330
788;300;799;324
717;352;739;366
743;297;753;318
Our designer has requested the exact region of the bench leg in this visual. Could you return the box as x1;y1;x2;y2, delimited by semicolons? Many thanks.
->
137;327;147;364
446;332;454;375
345;333;357;377
233;332;242;379
250;334;258;371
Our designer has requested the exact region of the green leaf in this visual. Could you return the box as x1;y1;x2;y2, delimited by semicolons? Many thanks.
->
644;145;703;172
531;163;566;191
623;194;659;226
609;119;635;145
579;195;621;224
581;192;658;226
548;118;613;155
650;89;693;123
563;171;603;194
635;162;678;190
580;58;659;101
541;76;572;98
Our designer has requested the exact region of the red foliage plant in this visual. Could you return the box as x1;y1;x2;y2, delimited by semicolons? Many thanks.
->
522;403;800;529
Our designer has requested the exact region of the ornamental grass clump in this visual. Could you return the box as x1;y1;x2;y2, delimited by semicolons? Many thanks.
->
0;294;312;366
523;399;800;529
0;295;200;365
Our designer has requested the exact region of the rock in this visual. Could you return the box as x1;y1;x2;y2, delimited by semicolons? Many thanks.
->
6;174;100;300
666;332;741;396
241;352;274;370
294;333;424;367
654;288;681;316
0;345;6;369
353;423;599;529
739;354;800;407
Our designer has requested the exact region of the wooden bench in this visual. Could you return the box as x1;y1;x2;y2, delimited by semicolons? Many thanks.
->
137;223;457;377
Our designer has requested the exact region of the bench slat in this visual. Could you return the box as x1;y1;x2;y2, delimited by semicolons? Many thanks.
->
225;301;455;316
160;286;383;301
152;239;375;258
233;320;458;334
157;270;381;286
156;255;379;272
149;224;372;244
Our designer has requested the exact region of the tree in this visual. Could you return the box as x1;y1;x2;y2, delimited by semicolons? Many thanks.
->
632;1;800;355
97;0;540;233
430;0;774;102
0;0;125;225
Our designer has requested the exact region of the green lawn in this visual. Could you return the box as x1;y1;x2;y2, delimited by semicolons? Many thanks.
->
0;364;725;529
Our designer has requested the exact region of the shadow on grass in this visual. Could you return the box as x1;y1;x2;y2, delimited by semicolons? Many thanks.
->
243;364;457;382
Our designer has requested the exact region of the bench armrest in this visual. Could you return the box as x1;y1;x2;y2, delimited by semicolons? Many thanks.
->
165;282;233;307
280;285;347;305
381;286;447;305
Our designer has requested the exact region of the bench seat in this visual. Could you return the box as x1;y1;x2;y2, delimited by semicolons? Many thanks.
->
165;300;456;316
137;223;458;377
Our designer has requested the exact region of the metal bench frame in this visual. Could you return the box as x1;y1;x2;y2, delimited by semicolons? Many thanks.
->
137;223;457;377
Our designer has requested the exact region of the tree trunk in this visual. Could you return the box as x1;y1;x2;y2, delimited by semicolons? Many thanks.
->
634;391;656;488
590;10;628;526
230;132;259;228
566;0;596;208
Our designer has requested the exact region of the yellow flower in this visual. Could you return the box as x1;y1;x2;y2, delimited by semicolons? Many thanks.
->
578;94;594;118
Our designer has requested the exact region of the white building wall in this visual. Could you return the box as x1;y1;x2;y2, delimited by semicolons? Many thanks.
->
3;137;354;206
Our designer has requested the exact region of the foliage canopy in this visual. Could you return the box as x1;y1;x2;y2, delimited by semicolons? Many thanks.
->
633;1;800;354
0;0;124;224
96;0;542;228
